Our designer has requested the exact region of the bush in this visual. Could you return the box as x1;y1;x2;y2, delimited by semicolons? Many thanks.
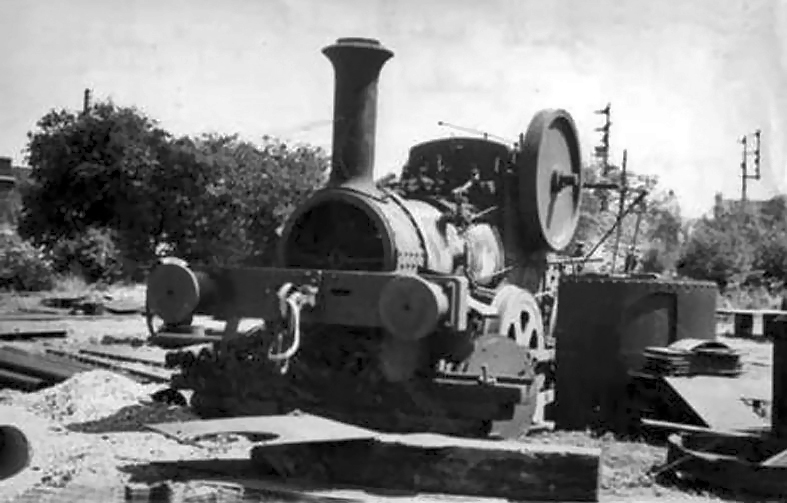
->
753;230;787;281
0;233;56;291
640;245;669;274
49;227;125;284
677;221;753;288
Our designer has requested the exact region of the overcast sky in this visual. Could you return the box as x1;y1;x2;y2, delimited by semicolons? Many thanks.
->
2;0;785;218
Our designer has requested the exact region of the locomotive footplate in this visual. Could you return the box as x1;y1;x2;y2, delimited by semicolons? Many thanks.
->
147;260;470;337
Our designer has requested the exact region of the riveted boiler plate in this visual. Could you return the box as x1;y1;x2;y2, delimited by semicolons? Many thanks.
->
517;109;583;252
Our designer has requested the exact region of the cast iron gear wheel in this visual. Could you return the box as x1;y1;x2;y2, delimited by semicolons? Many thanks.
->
491;285;546;352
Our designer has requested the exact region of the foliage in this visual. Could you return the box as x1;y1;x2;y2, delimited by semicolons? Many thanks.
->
19;100;172;274
159;134;329;267
49;227;125;284
0;233;55;291
569;163;675;273
19;98;330;281
676;200;781;289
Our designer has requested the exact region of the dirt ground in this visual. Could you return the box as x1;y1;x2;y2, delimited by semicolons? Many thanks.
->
0;288;776;503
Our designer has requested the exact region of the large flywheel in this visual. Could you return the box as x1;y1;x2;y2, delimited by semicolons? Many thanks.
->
516;109;583;252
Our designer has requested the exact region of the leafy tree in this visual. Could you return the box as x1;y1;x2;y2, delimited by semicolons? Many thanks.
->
19;100;172;274
677;202;766;287
639;189;683;273
677;223;743;288
161;134;329;267
20;98;330;279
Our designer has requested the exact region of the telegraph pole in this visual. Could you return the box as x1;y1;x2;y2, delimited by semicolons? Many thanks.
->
83;88;92;115
594;103;611;176
739;129;762;203
593;103;612;211
611;149;628;273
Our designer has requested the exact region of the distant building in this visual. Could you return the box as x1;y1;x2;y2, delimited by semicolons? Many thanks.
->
713;192;769;218
0;156;30;232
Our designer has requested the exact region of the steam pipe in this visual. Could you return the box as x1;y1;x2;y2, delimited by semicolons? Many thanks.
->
322;37;394;188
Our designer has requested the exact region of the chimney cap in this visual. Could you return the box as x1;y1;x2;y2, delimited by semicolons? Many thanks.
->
334;37;384;47
323;38;393;59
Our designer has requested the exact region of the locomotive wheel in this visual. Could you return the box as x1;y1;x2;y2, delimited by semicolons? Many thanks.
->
491;285;546;351
517;109;583;252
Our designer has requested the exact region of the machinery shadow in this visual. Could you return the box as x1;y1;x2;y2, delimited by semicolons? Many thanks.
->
652;469;774;503
119;458;421;502
65;403;200;434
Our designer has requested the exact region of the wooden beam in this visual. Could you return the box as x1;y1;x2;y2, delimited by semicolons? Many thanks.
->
0;346;91;382
0;367;46;391
251;433;600;502
641;418;766;437
0;329;66;341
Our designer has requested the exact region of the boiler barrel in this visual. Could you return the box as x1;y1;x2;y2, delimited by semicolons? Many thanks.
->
553;275;718;431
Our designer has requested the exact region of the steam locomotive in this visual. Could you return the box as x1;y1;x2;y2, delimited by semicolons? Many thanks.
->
146;37;589;439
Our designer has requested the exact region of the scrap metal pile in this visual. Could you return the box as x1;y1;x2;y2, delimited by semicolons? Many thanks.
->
639;339;743;377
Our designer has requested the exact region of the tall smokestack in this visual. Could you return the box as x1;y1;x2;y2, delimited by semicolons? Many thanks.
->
322;38;393;188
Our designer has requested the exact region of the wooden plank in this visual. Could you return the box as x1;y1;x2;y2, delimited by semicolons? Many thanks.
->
0;314;67;322
717;309;787;316
149;332;223;349
250;433;601;502
666;433;787;498
45;348;172;383
166;413;600;502
77;345;168;368
0;329;66;341
640;418;767;437
0;347;90;382
0;367;46;391
143;460;517;503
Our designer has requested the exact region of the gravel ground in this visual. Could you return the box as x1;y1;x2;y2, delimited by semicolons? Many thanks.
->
0;289;777;502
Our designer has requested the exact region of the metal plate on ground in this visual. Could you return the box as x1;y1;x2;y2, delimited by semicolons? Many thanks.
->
145;412;377;446
663;375;769;432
